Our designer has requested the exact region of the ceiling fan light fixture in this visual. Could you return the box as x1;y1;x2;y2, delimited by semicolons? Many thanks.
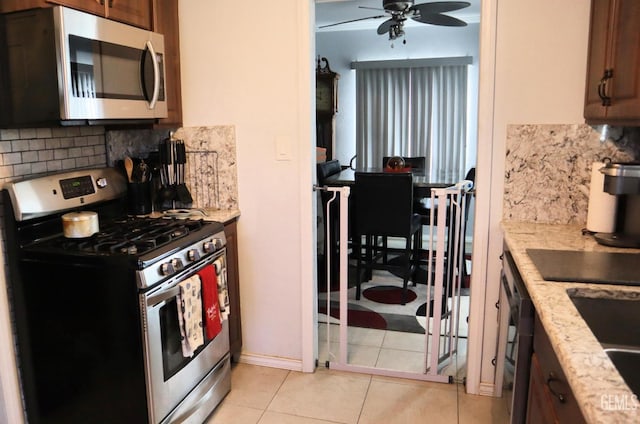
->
389;23;405;40
383;0;414;12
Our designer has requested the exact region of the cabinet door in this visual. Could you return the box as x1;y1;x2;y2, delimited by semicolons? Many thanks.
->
584;0;640;123
0;0;47;13
604;0;640;121
526;353;559;424
46;0;105;16
107;0;152;29
224;220;243;362
532;316;586;424
153;0;183;127
584;0;613;121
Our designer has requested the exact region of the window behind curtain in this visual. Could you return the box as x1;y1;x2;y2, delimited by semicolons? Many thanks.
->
354;60;469;183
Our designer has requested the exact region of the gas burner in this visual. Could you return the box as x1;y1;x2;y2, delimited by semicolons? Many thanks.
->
45;216;210;256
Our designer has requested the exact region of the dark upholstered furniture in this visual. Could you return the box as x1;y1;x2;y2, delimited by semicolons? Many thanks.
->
352;172;422;305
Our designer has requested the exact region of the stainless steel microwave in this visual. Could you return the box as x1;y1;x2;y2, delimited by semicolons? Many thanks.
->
0;6;167;126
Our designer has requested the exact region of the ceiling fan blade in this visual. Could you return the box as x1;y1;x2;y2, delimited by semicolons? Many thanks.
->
358;5;386;12
411;1;470;14
412;13;467;26
318;14;387;29
377;18;396;35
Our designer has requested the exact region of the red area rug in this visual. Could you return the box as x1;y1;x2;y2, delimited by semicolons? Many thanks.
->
363;285;417;304
318;303;387;330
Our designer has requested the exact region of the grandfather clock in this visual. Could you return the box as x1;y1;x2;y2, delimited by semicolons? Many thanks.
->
316;57;339;160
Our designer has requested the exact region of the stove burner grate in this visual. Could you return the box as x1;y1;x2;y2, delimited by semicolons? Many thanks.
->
46;217;207;255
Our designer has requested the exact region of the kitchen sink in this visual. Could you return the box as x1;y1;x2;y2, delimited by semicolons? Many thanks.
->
568;290;640;397
605;349;640;397
568;294;640;348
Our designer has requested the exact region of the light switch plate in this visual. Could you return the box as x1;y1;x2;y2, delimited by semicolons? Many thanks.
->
276;135;292;161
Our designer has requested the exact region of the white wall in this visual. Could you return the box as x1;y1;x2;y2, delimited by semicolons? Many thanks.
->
178;1;316;368
316;23;480;171
468;0;591;393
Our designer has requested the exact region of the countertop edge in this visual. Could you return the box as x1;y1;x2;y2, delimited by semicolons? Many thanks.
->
502;221;640;423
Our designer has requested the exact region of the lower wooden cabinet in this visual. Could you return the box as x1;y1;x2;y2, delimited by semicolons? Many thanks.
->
526;315;586;424
224;219;242;361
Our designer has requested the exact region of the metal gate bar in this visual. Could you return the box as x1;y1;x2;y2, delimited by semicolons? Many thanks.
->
320;180;471;382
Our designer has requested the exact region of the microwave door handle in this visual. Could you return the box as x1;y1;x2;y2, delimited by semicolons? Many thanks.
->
145;40;161;110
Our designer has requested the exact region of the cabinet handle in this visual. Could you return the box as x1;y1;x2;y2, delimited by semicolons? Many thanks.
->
598;69;613;107
546;372;566;403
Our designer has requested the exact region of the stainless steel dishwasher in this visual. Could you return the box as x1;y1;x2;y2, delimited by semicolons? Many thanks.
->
495;246;534;424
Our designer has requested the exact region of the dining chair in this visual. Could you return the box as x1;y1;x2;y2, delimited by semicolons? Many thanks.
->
352;171;422;305
415;167;476;290
414;167;475;227
382;156;426;176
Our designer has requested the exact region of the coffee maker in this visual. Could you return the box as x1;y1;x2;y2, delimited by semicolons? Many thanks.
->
594;162;640;248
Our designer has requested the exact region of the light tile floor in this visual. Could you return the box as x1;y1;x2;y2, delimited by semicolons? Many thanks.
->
206;362;509;424
317;323;468;379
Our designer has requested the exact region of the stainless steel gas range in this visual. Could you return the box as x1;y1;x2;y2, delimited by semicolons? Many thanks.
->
2;168;231;424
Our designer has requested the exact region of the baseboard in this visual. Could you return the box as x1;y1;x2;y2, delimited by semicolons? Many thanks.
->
237;352;304;372
478;382;497;397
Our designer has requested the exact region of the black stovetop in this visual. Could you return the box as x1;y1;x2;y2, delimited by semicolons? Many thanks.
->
527;249;640;286
35;216;219;256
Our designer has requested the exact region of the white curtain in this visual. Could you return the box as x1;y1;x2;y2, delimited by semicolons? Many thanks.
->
355;62;468;182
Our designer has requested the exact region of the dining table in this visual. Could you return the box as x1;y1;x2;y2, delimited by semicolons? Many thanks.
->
322;167;452;195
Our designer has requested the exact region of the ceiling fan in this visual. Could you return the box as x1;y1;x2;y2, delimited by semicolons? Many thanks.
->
319;1;471;41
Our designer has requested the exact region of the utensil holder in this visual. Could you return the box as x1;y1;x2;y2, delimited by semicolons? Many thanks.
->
128;181;153;215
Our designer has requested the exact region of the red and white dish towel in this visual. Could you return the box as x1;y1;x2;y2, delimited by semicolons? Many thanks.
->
197;265;222;340
176;258;230;357
176;275;204;357
214;258;230;321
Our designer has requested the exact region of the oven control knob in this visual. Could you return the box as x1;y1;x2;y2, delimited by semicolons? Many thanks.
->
213;238;224;250
160;262;175;276
203;241;215;254
187;249;200;262
96;177;108;188
171;258;184;270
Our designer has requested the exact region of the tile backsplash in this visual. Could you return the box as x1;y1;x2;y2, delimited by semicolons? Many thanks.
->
503;124;635;225
107;125;239;211
0;126;106;184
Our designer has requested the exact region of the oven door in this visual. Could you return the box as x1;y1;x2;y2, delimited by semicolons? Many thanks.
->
142;250;230;423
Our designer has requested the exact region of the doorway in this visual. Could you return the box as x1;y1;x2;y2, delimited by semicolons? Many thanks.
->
314;0;480;380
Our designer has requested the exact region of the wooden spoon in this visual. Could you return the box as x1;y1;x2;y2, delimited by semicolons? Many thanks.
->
124;156;134;183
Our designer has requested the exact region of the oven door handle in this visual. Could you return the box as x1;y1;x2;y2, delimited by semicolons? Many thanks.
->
146;252;225;307
148;286;181;308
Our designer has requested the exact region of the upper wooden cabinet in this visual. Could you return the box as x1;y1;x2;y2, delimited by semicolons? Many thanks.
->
584;0;640;125
104;0;152;30
153;0;183;128
0;0;152;29
0;0;182;127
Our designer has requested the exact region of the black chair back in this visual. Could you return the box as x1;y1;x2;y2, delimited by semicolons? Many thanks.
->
353;172;415;238
317;160;342;184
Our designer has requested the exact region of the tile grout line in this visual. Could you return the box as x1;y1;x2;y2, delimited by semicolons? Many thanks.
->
355;374;373;424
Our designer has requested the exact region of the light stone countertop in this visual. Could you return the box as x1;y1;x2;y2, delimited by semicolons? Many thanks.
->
502;221;640;423
150;208;240;224
199;208;240;224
